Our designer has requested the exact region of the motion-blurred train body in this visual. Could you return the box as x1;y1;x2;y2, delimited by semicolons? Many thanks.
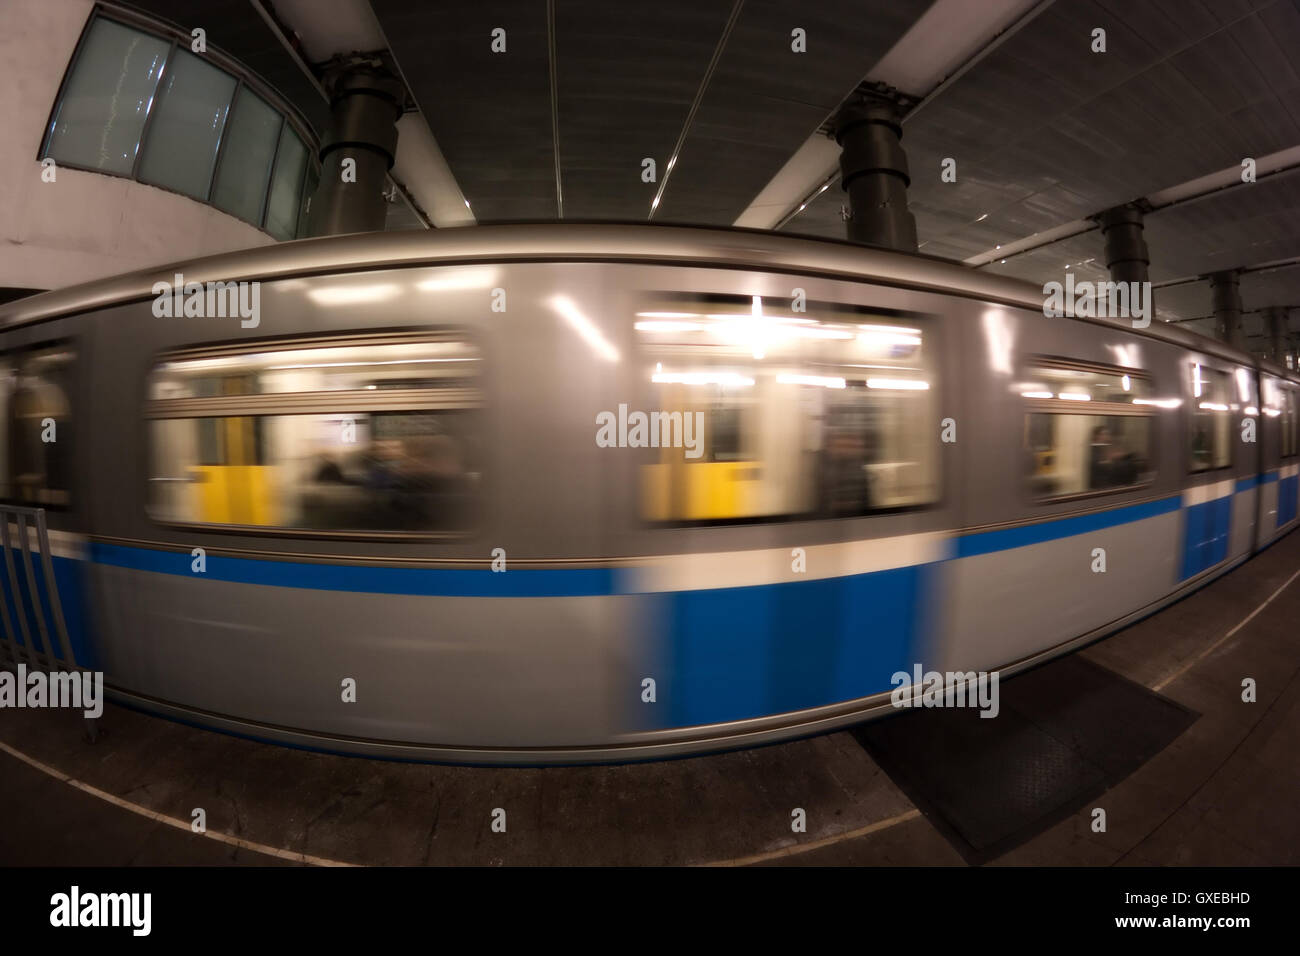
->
0;223;1296;763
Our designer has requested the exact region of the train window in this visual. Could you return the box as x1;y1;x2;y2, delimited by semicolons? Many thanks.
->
0;347;75;507
146;334;482;535
1261;378;1293;458
1022;363;1155;499
1283;390;1298;459
634;296;938;522
1189;364;1232;472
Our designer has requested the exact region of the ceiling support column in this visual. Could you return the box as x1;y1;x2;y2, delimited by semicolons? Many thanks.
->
1099;204;1150;285
306;66;404;237
833;94;917;253
1210;270;1245;351
1265;306;1288;365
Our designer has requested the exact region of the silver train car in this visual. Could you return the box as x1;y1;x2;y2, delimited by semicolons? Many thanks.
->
0;223;1297;763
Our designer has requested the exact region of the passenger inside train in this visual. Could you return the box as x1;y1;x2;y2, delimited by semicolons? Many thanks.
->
1024;364;1154;498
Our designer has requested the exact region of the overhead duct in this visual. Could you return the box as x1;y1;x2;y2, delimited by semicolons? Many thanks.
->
1099;204;1150;285
1266;306;1288;364
1210;271;1244;351
305;66;404;236
832;94;917;253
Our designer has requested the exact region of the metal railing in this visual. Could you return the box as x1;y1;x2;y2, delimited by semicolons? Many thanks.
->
0;505;74;669
0;504;96;738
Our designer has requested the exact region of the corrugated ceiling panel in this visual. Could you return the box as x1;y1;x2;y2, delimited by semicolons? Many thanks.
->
373;0;556;221
658;0;930;224
554;0;734;219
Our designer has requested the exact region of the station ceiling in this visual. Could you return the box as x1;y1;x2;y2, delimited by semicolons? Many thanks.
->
121;0;1300;345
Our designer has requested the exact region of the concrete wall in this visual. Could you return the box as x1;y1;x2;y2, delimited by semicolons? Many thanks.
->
0;0;274;292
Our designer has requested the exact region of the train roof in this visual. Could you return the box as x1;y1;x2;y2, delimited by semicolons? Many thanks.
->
0;221;1291;377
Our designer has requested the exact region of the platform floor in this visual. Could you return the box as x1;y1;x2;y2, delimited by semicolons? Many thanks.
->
2;528;1298;867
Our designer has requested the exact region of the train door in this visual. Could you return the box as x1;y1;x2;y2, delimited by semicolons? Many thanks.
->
1259;374;1300;545
1179;356;1254;581
944;311;1177;675
1284;385;1300;529
0;335;96;670
615;269;961;734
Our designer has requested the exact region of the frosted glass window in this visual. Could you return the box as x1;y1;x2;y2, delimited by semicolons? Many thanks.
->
211;89;282;224
297;162;320;237
137;50;236;199
265;128;308;240
44;19;170;174
42;14;317;239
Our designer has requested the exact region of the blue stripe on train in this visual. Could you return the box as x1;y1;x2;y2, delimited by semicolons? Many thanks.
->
648;562;938;728
92;490;1196;597
90;541;618;598
955;495;1181;559
1180;495;1232;581
61;479;1277;728
1279;474;1299;527
0;469;1284;741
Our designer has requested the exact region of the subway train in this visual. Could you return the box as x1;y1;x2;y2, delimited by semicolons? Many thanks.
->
0;223;1296;764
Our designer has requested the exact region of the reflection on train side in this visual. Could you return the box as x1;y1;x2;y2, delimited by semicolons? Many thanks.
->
146;334;482;533
634;295;938;522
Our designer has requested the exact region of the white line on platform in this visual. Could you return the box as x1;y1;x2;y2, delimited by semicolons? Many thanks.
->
1151;564;1300;693
0;739;356;867
700;809;923;866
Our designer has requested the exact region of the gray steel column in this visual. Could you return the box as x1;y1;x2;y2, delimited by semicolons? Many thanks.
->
1099;204;1150;285
1210;271;1244;350
306;68;404;237
833;96;917;253
1263;308;1284;364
